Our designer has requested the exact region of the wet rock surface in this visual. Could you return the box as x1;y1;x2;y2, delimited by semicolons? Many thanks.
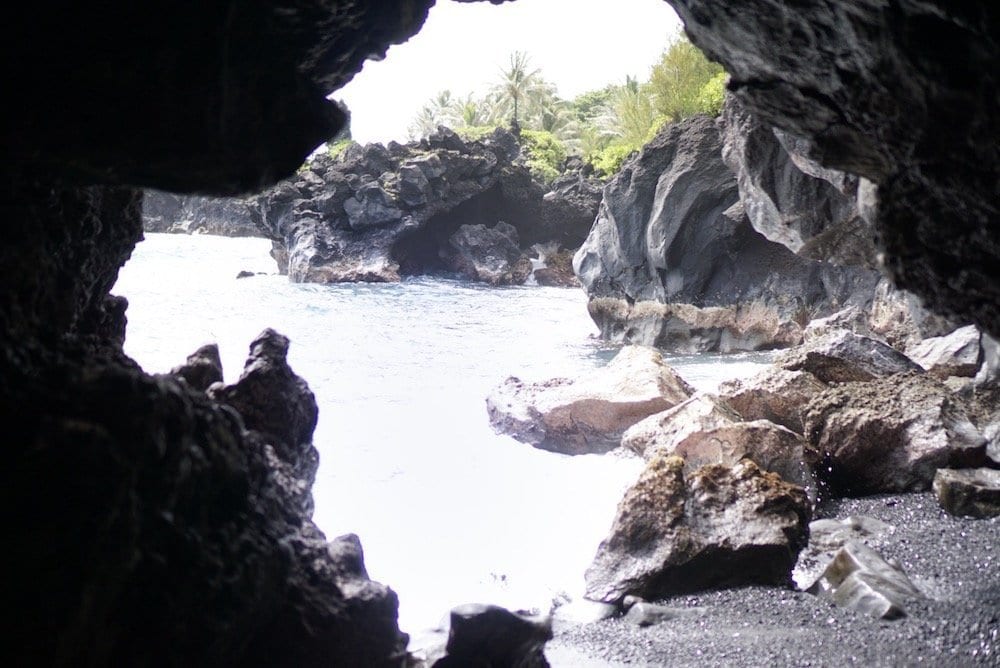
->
778;329;923;384
429;604;552;668
440;221;532;286
804;373;986;495
486;346;693;455
584;457;810;604
574;113;879;353
934;468;1000;519
550;492;1000;667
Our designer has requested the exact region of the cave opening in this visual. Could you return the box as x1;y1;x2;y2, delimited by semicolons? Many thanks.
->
391;183;508;276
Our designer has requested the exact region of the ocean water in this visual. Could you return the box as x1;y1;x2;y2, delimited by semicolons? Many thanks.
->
114;233;773;633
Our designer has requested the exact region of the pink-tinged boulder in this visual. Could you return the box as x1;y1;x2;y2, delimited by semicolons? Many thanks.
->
486;346;694;455
718;367;827;434
778;329;922;383
621;393;740;459
803;373;987;495
584;456;810;603
906;325;982;378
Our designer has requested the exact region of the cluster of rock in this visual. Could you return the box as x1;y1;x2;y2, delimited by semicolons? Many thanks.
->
144;128;601;288
142;190;263;237
573;95;963;354
488;323;999;623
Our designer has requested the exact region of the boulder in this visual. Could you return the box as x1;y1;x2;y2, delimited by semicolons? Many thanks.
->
440;222;532;286
169;343;224;392
669;420;817;499
622;393;740;459
584;456;810;603
867;278;966;351
778;329;923;383
809;541;923;620
622;601;701;627
906;325;982;378
803;373;987;495
718;367;827;434
531;246;579;288
431;604;552;668
802;306;870;342
486;346;693;455
793;516;895;591
933;468;1000;519
573;114;879;353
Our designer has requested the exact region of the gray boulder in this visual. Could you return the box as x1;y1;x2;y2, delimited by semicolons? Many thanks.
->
584;456;810;603
906;325;982;378
777;329;923;383
809;541;923;620
793;516;895;591
718;367;827;434
803;373;987;495
574;115;878;353
431;604;551;668
486;346;693;455
622;393;740;459
933;468;1000;519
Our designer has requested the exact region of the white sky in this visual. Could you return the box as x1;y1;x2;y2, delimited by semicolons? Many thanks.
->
337;0;682;144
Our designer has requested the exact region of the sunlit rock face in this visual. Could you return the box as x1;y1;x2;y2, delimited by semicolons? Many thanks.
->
574;115;878;352
667;0;1000;339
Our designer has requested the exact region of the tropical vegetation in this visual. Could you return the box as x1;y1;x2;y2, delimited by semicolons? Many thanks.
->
408;32;726;180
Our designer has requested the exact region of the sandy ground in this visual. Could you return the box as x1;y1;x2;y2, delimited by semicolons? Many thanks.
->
547;492;1000;667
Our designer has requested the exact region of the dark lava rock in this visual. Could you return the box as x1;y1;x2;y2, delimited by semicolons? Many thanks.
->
933;468;1000;519
432;604;552;668
778;329;923;383
804;373;987;495
440;221;532;286
254;127;599;284
574;115;878;353
810;540;924;620
209;329;318;474
719;94;877;268
584;456;810;603
143;190;263;237
531;247;579;288
667;1;1000;341
169;343;224;392
486;346;693;455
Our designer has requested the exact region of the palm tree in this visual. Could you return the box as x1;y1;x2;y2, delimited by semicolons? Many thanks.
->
407;89;459;139
598;76;658;148
492;51;545;128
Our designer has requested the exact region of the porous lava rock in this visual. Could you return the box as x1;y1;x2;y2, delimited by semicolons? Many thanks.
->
431;604;552;668
803;373;987;495
777;329;923;384
574;115;878;353
584;456;810;603
486;346;693;455
169;343;224;391
718;367;827;434
253;128;599;284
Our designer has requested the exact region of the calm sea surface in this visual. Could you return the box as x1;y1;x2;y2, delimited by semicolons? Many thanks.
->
115;233;772;632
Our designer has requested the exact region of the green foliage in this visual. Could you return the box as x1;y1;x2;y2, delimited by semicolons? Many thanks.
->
492;51;547;127
454;125;500;142
648;34;725;122
697;72;728;117
327;138;355;160
589;142;637;177
520;129;566;184
571;86;615;123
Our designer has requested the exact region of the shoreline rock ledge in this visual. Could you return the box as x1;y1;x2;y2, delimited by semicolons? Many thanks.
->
486;346;693;455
